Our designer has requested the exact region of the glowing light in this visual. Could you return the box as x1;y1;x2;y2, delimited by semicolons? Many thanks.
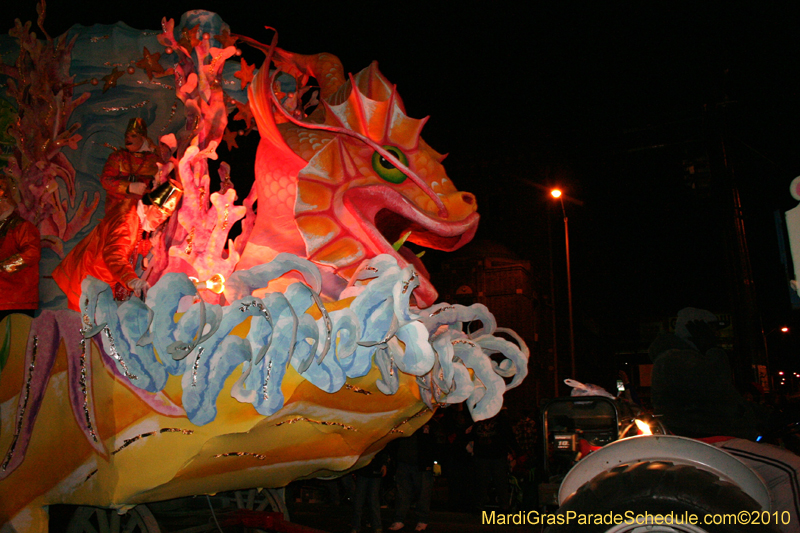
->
782;326;790;333
189;273;226;294
634;419;652;435
779;371;785;376
551;189;562;199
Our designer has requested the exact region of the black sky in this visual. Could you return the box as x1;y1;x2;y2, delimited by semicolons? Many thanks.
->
5;1;800;356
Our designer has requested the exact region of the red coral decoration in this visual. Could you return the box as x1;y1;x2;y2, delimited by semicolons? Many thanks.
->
1;3;99;256
145;17;245;300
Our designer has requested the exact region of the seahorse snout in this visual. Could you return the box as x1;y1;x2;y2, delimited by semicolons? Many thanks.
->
440;190;478;220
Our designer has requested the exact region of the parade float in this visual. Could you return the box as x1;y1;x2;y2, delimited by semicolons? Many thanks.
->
0;7;528;532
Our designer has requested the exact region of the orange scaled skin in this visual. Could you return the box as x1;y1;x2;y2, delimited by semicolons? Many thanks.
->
238;50;479;307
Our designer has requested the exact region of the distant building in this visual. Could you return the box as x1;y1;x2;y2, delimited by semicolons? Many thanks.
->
431;240;555;412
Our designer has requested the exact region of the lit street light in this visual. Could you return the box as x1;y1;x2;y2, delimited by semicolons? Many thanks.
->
765;326;791;391
551;188;576;380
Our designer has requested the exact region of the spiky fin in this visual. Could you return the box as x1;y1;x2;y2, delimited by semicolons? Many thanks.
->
323;62;427;152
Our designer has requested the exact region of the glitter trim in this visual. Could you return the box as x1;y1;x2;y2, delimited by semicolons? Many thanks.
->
112;428;194;455
262;359;272;400
102;100;148;113
213;451;269;460
388;408;431;435
452;339;478;348
429;306;455;317
240;300;275;395
137;80;174;90
79;335;99;442
191;347;204;387
161;100;179;132
239;299;273;325
344;384;371;395
401;272;418;294
274;417;356;431
103;326;137;380
2;336;37;471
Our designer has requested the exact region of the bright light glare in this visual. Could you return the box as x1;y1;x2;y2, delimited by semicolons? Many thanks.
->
551;189;562;198
635;419;652;435
190;273;226;294
782;326;790;333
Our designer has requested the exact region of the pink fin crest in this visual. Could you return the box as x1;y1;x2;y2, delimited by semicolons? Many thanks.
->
326;64;426;151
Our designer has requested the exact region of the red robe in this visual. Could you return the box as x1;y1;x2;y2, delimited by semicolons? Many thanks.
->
52;199;149;312
0;211;41;310
100;149;158;213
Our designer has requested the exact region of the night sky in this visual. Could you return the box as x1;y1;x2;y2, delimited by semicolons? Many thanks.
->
5;2;800;371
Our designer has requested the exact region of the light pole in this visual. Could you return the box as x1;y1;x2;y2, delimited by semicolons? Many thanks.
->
551;188;576;379
547;202;559;396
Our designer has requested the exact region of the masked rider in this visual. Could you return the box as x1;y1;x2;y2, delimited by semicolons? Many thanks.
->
52;179;182;312
100;118;159;213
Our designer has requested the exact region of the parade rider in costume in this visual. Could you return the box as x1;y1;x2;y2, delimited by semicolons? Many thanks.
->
0;176;41;320
52;179;182;311
101;118;159;213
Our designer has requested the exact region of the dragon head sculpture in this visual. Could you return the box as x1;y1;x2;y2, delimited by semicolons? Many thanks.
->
241;50;479;307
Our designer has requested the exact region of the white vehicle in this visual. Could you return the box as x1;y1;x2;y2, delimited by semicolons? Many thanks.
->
540;396;781;533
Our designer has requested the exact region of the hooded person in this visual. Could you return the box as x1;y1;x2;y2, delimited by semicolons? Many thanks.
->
52;179;182;312
648;307;758;440
100;118;159;213
0;176;41;319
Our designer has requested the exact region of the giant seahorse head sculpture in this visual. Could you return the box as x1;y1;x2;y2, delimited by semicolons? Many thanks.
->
238;46;479;307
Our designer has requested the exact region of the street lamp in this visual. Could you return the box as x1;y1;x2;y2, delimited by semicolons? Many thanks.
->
551;188;576;379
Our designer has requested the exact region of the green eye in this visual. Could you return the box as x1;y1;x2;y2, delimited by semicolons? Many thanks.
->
372;146;409;184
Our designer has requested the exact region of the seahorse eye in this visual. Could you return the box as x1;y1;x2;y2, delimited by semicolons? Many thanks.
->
372;146;408;184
